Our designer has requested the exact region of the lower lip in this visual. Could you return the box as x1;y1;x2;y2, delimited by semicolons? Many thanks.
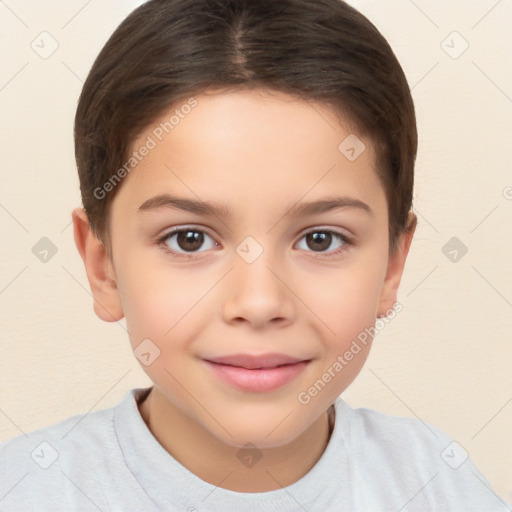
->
204;360;310;392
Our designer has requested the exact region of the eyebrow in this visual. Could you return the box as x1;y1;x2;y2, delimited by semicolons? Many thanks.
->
138;194;374;218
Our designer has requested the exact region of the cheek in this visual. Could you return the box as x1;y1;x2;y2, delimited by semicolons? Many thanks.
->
115;252;219;350
300;258;386;336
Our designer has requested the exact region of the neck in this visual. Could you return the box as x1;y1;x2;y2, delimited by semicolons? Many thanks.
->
138;387;334;493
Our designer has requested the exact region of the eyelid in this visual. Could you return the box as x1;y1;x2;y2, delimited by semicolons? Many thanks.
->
158;224;217;241
158;225;353;242
298;225;353;240
160;225;218;240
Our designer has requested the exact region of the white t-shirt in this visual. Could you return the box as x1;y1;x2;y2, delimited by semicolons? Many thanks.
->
0;387;509;511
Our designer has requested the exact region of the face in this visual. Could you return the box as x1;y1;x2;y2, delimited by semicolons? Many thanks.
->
99;89;406;449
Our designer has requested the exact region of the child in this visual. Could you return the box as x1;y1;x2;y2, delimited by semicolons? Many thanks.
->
1;0;510;510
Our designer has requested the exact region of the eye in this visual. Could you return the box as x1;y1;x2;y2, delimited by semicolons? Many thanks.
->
158;227;218;258
157;226;351;260
295;229;351;257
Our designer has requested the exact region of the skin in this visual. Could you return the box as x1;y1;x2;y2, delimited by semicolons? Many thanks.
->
73;88;416;493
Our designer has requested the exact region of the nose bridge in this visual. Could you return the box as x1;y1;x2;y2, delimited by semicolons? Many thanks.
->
234;236;282;296
221;236;294;326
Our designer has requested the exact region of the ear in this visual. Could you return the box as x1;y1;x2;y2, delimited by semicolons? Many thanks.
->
72;207;124;322
377;212;417;317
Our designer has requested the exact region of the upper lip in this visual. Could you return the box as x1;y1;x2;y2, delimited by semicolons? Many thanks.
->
204;353;310;369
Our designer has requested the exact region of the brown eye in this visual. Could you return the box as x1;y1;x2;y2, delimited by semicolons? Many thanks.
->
296;229;349;255
305;232;332;252
161;228;217;255
176;230;204;252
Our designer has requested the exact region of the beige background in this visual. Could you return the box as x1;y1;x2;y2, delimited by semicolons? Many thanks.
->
1;0;511;502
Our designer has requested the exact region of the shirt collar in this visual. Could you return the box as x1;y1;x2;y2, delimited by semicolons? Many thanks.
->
115;386;352;511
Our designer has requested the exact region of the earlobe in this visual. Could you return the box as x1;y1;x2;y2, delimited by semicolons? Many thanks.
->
72;207;124;322
377;212;417;317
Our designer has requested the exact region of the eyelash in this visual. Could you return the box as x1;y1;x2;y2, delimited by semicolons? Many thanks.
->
156;226;353;260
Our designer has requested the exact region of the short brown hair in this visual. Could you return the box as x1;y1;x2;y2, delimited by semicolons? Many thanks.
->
74;0;417;253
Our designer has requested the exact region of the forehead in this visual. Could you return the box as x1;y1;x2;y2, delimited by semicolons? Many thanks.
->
114;88;386;220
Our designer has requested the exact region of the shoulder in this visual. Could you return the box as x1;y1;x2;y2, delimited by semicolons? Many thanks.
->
335;400;511;511
0;392;130;510
346;402;452;452
339;401;457;477
0;399;117;462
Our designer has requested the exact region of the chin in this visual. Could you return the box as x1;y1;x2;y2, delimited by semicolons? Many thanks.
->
207;412;307;450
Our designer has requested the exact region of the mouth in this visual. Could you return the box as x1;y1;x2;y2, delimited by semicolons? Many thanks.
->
204;353;310;370
202;353;312;392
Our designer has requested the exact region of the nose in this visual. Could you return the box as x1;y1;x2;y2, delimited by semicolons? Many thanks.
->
221;248;295;329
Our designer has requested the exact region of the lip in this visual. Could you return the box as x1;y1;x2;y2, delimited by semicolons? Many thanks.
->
205;353;308;369
203;353;311;392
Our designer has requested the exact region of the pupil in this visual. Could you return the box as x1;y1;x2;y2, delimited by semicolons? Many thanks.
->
178;231;203;251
